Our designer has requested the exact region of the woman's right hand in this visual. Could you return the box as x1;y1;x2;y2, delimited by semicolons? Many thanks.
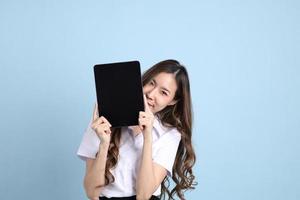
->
91;103;112;145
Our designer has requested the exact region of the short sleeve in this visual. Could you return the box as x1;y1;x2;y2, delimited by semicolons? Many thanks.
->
77;116;100;161
152;128;181;177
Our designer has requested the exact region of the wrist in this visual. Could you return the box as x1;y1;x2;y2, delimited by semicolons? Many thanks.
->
143;133;152;142
99;141;110;150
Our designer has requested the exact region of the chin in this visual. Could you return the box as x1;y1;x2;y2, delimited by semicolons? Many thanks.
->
150;108;156;114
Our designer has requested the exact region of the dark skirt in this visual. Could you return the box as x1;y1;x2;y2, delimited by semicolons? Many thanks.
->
99;195;159;200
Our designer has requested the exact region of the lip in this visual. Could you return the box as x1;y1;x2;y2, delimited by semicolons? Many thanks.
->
147;102;154;107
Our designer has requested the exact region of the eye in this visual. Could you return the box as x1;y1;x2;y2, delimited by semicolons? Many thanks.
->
149;80;154;86
161;91;168;96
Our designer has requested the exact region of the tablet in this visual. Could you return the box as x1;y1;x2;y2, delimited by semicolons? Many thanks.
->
93;61;144;127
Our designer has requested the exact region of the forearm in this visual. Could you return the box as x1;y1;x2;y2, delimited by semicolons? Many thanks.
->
136;133;156;199
84;142;109;198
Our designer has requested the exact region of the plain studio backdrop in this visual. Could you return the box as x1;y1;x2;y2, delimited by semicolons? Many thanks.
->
0;0;299;200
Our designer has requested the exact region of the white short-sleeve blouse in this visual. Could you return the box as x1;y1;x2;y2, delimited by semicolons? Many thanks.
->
77;115;181;198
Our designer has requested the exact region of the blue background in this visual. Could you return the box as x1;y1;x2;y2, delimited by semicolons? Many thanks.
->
0;0;299;199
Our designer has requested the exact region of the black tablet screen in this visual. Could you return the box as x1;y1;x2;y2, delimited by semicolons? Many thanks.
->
93;61;144;127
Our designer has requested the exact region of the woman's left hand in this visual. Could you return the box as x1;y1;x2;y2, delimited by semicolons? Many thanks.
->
139;95;155;138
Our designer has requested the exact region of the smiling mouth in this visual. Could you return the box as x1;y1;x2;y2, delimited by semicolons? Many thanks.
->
147;103;154;108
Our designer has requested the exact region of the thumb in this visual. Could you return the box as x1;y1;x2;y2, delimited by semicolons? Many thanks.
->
93;102;99;120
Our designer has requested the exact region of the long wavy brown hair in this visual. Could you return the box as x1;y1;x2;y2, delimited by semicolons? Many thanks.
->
103;59;197;199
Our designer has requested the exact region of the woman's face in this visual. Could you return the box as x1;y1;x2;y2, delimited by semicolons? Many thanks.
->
143;72;178;114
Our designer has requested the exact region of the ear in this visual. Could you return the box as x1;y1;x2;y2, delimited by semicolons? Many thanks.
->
167;99;177;106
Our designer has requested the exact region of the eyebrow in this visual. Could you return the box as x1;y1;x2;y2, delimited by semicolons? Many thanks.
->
152;79;171;94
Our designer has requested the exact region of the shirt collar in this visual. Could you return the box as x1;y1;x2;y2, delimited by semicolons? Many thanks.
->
153;115;171;137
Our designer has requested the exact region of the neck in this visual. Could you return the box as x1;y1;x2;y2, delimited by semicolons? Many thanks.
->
128;125;142;136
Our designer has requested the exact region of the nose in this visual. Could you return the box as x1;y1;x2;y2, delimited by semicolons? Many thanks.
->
146;87;157;100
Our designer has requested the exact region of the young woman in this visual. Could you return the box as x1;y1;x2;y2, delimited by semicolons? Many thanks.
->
77;60;196;200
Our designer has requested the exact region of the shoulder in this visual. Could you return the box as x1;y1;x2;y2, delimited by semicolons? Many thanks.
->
152;117;182;177
153;116;181;142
